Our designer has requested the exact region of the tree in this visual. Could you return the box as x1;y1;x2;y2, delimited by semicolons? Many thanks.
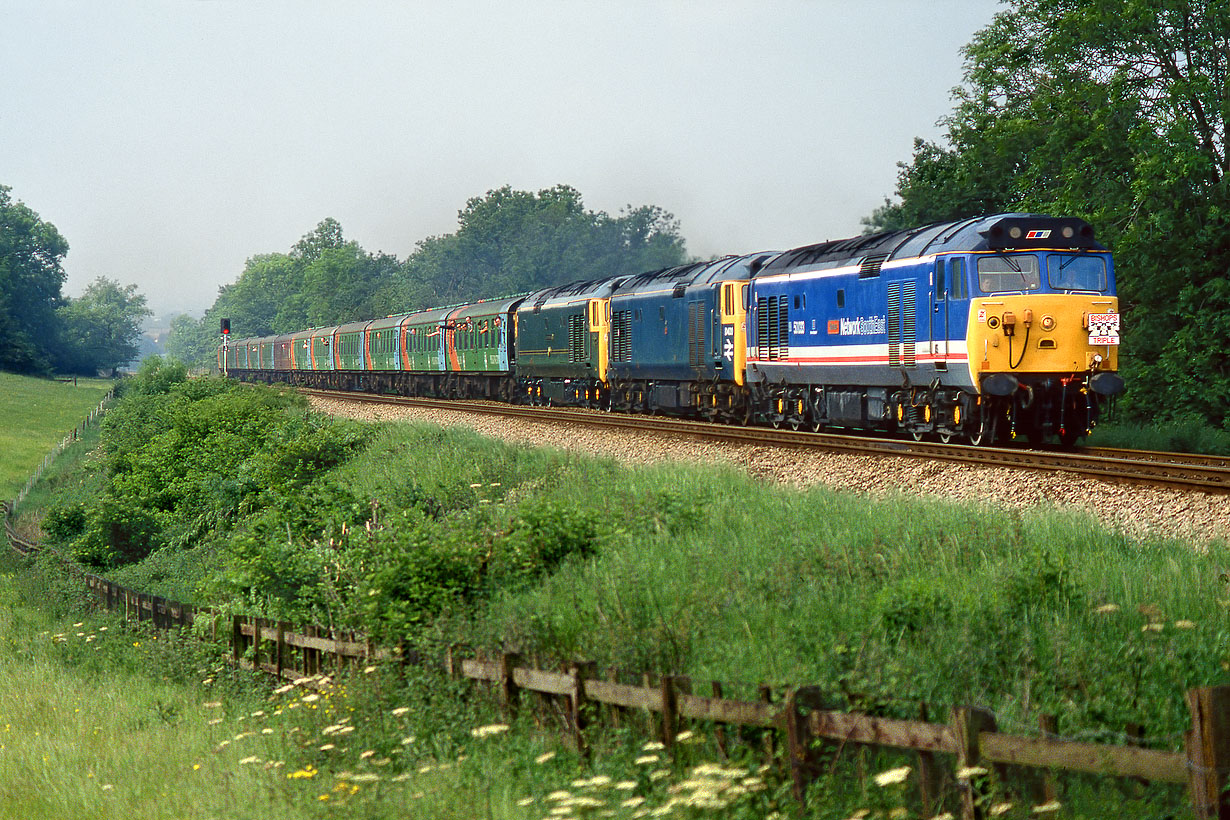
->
55;277;152;374
864;0;1230;426
0;184;69;373
403;185;688;306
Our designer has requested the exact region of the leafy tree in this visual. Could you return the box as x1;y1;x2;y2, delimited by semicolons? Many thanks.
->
0;184;69;373
163;313;214;370
865;0;1230;426
54;277;152;374
402;185;688;306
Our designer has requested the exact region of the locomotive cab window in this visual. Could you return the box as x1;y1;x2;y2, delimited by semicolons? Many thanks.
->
1047;254;1107;292
836;289;845;308
936;260;947;299
978;254;1041;293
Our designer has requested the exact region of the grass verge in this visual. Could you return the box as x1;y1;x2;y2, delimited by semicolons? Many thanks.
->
0;372;111;498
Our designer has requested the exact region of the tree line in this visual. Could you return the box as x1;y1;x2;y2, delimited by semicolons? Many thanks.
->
864;0;1230;428
165;185;689;367
0;184;150;375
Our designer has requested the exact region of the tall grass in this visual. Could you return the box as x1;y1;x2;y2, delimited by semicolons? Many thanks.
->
1090;415;1230;454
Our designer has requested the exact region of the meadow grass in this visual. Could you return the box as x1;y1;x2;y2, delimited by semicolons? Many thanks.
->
0;550;805;820
7;379;1221;818
0;372;112;499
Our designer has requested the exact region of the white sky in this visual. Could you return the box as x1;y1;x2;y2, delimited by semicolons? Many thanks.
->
1;1;1004;317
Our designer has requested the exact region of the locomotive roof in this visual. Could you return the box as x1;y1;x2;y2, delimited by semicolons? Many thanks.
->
760;213;1105;276
522;275;624;311
607;253;779;296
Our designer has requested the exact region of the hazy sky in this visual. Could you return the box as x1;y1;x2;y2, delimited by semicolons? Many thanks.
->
2;1;1004;317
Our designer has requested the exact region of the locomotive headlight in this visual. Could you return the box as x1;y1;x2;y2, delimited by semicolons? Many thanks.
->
1040;314;1056;331
1062;226;1075;239
1009;227;1023;239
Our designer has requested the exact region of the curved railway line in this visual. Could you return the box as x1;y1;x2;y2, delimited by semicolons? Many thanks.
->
301;389;1230;495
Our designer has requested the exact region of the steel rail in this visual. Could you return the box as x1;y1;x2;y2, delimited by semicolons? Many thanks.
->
303;389;1230;494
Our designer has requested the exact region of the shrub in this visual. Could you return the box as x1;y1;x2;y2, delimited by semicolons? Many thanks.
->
873;575;953;635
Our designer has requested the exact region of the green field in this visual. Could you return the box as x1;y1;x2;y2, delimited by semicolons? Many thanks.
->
0;373;112;499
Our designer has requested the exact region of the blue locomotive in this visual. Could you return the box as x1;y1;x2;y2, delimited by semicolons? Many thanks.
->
222;213;1123;446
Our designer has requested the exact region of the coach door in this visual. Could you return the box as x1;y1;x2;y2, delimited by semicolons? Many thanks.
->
932;260;948;371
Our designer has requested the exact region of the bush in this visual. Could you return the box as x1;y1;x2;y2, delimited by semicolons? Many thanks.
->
874;575;954;635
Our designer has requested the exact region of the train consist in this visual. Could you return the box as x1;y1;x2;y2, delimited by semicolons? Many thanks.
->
220;213;1124;446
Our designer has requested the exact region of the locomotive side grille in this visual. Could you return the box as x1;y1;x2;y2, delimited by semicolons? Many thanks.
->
756;296;790;361
688;301;704;366
766;297;780;360
860;253;888;279
887;284;901;367
902;281;916;367
569;314;585;362
611;310;631;362
776;298;789;361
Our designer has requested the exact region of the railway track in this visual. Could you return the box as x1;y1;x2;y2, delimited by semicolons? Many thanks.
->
303;389;1230;494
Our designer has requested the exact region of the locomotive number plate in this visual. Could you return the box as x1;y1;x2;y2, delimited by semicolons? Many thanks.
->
1088;312;1120;345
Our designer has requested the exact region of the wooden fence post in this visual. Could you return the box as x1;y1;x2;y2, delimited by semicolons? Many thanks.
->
275;622;286;681
917;702;947;815
759;684;777;765
252;618;263;673
660;674;679;749
500;651;522;720
643;672;660;739
672;676;692;754
1036;714;1060;804
784;686;827;805
1187;686;1230;819
231;616;243;668
570;661;596;756
712;681;729;760
952;706;998;820
605;667;622;728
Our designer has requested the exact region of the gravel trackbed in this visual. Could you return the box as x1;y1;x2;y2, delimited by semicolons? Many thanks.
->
309;396;1230;546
